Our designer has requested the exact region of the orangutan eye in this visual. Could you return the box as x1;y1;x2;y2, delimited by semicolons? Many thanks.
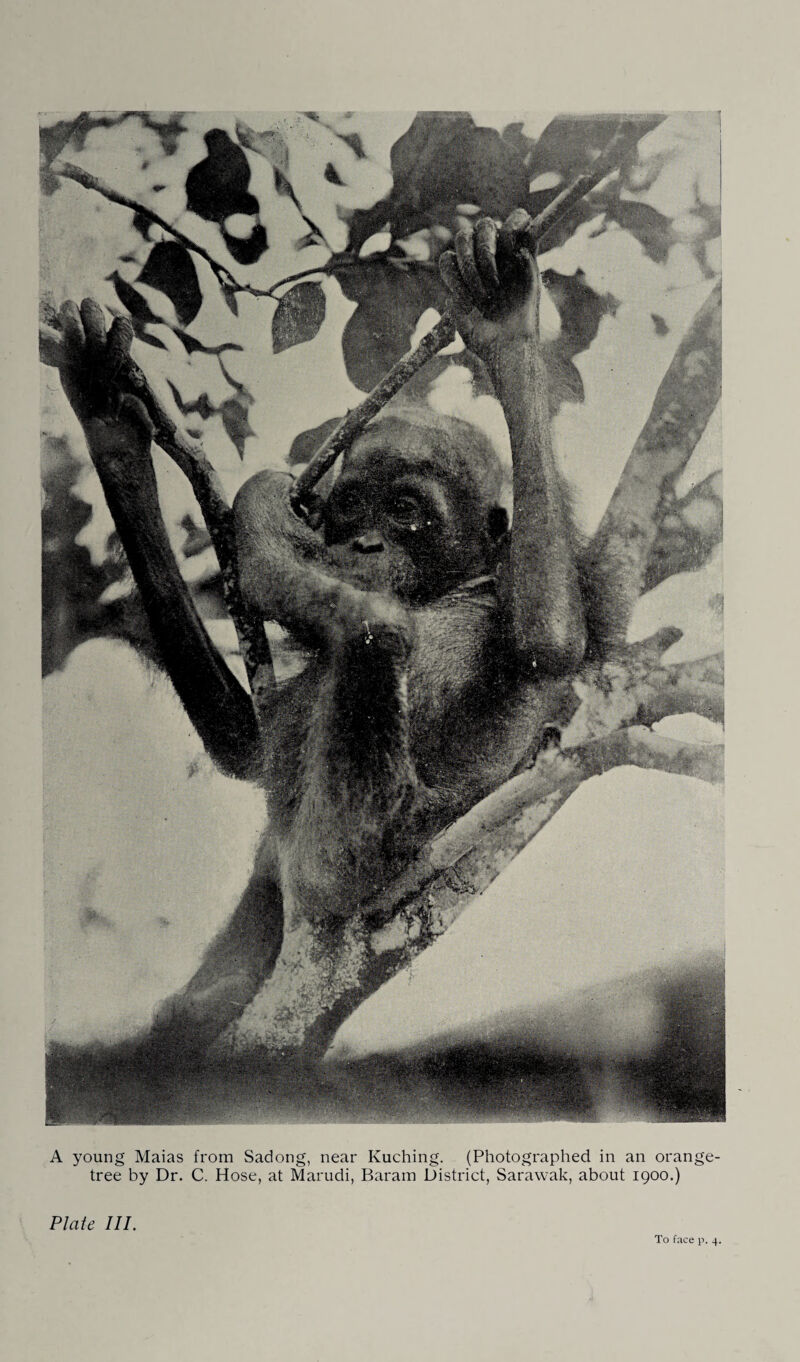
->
387;493;423;527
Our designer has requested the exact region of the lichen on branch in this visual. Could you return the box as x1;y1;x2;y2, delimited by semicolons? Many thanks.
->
223;723;722;1059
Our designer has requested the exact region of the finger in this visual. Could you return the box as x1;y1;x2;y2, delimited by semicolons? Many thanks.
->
455;227;489;303
58;301;85;363
498;207;536;259
106;316;135;372
40;294;60;329
497;211;537;295
119;393;155;440
439;251;475;316
474;217;501;293
80;298;107;359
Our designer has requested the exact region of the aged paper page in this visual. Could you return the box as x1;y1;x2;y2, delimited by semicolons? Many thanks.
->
2;2;798;1358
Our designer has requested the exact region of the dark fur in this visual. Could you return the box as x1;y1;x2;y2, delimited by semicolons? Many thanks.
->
231;410;575;921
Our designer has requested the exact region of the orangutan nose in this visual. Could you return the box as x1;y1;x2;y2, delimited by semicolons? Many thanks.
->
352;532;385;554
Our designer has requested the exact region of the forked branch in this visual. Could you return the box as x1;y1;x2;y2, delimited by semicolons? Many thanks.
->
585;281;722;644
225;724;722;1059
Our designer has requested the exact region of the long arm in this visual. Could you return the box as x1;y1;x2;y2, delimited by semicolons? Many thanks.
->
485;336;587;673
56;301;260;779
439;212;588;676
234;468;424;913
233;469;357;643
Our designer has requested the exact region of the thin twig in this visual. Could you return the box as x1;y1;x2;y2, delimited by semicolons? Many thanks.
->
526;117;648;250
290;317;457;514
50;160;435;308
291;118;659;509
51;160;278;299
269;253;437;298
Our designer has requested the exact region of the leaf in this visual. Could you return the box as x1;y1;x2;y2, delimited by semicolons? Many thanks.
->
606;200;673;263
389;112;530;219
272;282;326;354
347;199;393;253
543;269;617;358
237;118;326;250
221;283;239;317
166;382;216;422
501;121;535;164
536;270;618;414
40;114;91;176
186;129;259;223
109;271;160;324
287;415;345;467
530;114;663;179
347;114;530;255
220;394;256;458
340;131;365;158
135;332;169;351
223;223;268;265
236;119;291;178
173;329;243;357
335;259;448;392
131;209;155;240
138;241;202;326
530;116;626;178
294;232;320;252
141;112;185;157
180;515;212;559
543;350;584;411
389;112;471;185
274;169;293;198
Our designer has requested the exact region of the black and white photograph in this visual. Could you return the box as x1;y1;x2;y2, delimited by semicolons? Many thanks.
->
39;110;724;1124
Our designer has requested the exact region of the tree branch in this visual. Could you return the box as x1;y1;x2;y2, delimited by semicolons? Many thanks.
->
290;318;456;515
290;118;663;510
49;160;448;325
560;649;723;747
369;723;722;917
525;117;657;251
39;314;276;710
644;469;723;590
585;282;722;639
224;724;721;1059
50;160;279;301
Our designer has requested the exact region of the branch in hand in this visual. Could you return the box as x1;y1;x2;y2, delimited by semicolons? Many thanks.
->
290;318;456;516
291;117;666;509
40;310;276;708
